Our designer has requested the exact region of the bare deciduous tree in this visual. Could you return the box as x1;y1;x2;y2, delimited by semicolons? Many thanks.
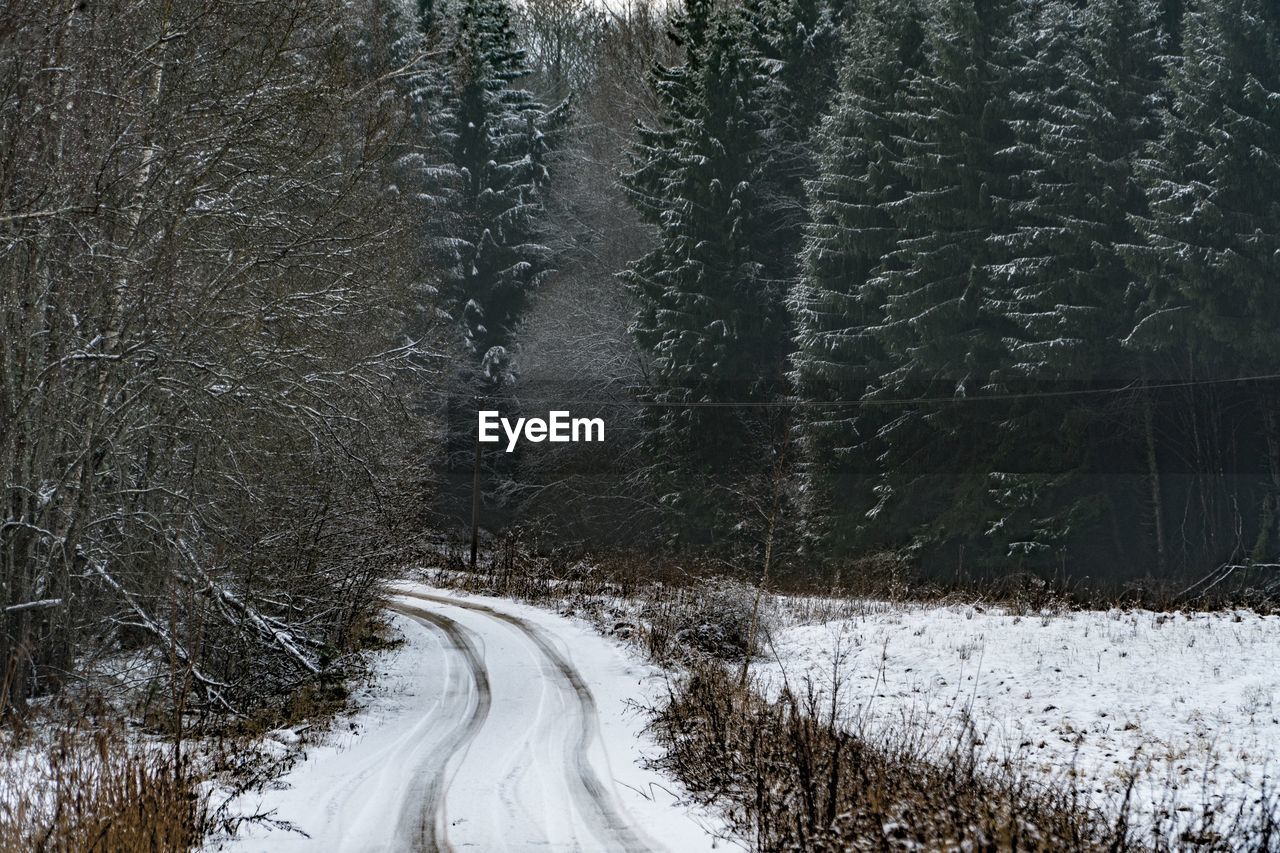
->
1;0;441;714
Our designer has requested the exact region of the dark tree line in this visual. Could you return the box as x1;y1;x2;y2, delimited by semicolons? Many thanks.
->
602;0;1280;581
364;0;1279;585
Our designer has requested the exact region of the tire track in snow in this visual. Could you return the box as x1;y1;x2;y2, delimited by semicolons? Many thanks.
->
394;590;656;853
386;603;492;853
299;615;456;846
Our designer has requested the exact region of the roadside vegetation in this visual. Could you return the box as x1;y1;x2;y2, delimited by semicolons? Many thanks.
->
0;719;207;852
651;659;1280;852
421;540;1280;851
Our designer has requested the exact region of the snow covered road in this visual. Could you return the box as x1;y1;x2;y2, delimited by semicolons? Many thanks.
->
211;586;726;853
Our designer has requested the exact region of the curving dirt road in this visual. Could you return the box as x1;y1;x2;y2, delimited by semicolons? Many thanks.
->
388;593;654;852
212;586;724;853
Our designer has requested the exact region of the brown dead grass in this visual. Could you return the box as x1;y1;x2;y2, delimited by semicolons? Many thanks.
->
649;661;1280;852
432;533;1280;614
649;661;1126;851
0;721;208;853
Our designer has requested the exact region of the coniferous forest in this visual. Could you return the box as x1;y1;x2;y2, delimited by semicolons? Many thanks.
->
505;0;1280;589
3;0;1280;846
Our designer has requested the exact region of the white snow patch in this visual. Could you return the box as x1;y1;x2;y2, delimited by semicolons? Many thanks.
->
753;600;1280;831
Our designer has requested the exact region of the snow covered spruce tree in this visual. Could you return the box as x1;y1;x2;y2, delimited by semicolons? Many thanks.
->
423;0;566;376
742;0;841;280
409;0;567;529
980;0;1166;570
622;0;782;540
849;0;1022;568
789;0;923;553
1124;0;1280;569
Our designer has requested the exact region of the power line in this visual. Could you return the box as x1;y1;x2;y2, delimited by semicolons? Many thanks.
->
424;371;1280;409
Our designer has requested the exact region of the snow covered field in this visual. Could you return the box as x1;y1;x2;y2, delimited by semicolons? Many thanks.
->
208;585;727;852
753;600;1280;825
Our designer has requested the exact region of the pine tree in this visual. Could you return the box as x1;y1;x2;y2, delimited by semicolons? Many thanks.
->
790;0;923;552
622;3;778;537
425;0;566;375
998;0;1164;386
405;0;566;532
743;0;842;276
858;0;1020;561
981;0;1165;567
1126;0;1280;563
1128;0;1280;367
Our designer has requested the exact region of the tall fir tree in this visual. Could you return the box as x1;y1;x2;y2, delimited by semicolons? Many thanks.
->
743;0;842;280
406;0;566;531
981;0;1166;568
858;0;1021;563
622;2;778;538
790;0;923;552
425;0;567;377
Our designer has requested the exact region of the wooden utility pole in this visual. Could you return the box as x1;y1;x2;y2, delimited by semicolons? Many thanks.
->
470;437;481;570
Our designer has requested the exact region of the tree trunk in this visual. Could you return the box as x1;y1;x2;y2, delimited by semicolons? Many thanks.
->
1255;386;1280;560
1141;364;1167;575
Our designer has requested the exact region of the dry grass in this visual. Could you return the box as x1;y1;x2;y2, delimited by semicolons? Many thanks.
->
649;661;1280;852
449;534;1280;615
0;607;405;851
418;548;768;664
648;661;1124;851
0;721;208;853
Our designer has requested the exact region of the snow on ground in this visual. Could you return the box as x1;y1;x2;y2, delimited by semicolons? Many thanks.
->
753;599;1280;823
208;584;730;852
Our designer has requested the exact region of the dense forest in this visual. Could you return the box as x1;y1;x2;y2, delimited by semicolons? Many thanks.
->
507;0;1280;589
3;0;1280;719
